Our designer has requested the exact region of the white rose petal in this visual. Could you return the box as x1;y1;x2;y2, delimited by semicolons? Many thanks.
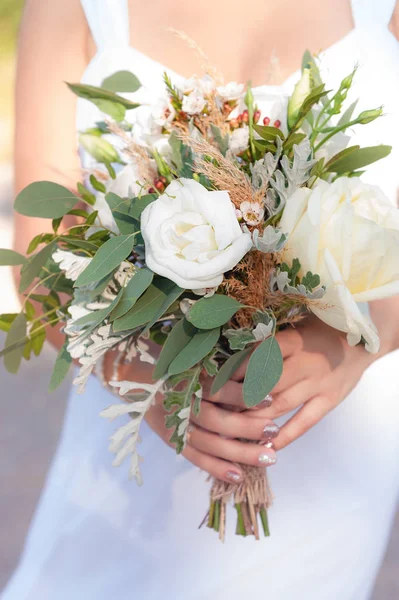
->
141;178;253;289
280;177;399;353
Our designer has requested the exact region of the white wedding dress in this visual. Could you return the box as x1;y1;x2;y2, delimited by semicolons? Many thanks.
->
3;1;399;599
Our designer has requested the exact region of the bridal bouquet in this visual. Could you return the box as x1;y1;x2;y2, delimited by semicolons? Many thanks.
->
2;50;399;540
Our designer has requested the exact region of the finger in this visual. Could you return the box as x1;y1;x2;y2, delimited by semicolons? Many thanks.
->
262;378;315;419
191;400;280;441
182;443;244;484
188;424;277;467
271;355;307;394
273;395;330;450
202;378;246;408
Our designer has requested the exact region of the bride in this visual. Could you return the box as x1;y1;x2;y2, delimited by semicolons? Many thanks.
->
2;0;399;598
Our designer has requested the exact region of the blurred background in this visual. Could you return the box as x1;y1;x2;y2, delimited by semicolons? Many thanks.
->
0;2;398;597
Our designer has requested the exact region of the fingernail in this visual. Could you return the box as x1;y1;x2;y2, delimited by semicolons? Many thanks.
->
255;394;273;409
258;450;276;466
263;423;280;439
226;470;242;483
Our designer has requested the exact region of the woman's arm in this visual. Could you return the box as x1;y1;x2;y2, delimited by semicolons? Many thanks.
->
14;0;88;348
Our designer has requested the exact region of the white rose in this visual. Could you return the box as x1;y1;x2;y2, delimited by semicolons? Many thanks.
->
217;82;244;101
141;178;253;289
280;177;399;353
229;126;249;155
182;92;206;115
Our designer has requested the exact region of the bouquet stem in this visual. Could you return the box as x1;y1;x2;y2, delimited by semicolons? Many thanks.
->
202;464;273;541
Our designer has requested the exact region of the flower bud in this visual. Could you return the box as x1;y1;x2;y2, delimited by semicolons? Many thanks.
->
274;119;281;128
287;67;311;129
263;116;270;126
357;107;384;124
242;110;249;123
253;109;261;123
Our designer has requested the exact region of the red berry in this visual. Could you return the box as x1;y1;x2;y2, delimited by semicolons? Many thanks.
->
242;109;249;123
253;110;261;123
237;113;243;124
159;176;168;185
154;178;165;192
263;116;270;126
274;119;281;128
148;187;156;194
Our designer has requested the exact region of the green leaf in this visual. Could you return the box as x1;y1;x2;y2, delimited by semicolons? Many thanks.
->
210;124;229;155
25;300;36;321
337;100;358;127
326;145;392;174
67;82;139;109
0;313;18;333
323;146;360;171
75;233;136;287
211;347;251;396
15;182;78;219
72;290;123;331
168;327;220;375
101;70;141;93
19;239;58;292
30;321;46;356
3;312;27;373
243;337;283;407
186;294;243;329
0;249;27;266
113;278;182;332
79;134;120;164
224;328;255;350
49;342;72;392
153;318;197;380
254;124;285;141
110;268;154;320
89;99;126;121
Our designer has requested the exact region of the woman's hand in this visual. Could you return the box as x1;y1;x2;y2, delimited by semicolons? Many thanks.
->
233;315;376;450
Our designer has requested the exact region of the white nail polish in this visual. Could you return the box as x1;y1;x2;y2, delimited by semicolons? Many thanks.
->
258;452;276;465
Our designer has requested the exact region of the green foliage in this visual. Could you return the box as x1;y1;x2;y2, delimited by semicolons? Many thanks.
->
210;347;251;396
67;82;139;121
75;233;136;287
210;124;229;155
19;239;58;292
325;145;392;175
113;278;182;332
153;318;197;380
79;134;120;165
164;366;201;453
110;268;154;320
14;182;79;219
224;328;255;350
49;343;72;392
3;313;27;374
101;71;141;93
243;336;283;407
0;249;27;266
187;295;243;329
168;327;220;375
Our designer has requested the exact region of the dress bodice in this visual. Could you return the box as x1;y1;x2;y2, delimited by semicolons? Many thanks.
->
76;0;399;201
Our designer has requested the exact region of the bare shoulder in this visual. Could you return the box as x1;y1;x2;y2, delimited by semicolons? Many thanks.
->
389;0;399;40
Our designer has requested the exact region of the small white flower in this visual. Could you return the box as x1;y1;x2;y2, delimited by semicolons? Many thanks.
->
151;97;176;128
229;126;249;155
182;92;206;115
53;250;92;281
217;82;244;101
240;201;264;226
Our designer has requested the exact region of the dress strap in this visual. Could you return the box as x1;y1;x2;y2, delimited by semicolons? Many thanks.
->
80;0;130;51
350;0;397;30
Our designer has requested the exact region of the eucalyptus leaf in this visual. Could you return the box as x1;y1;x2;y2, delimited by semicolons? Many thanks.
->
0;249;27;266
326;145;392;174
243;336;283;407
75;233;136;287
89;99;126;121
113;278;182;332
210;347;252;396
168;327;220;375
19;239;58;292
15;182;79;219
110;268;154;320
101;70;141;93
153;318;197;380
187;294;243;329
3;312;27;374
67;82;139;109
49;342;72;392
